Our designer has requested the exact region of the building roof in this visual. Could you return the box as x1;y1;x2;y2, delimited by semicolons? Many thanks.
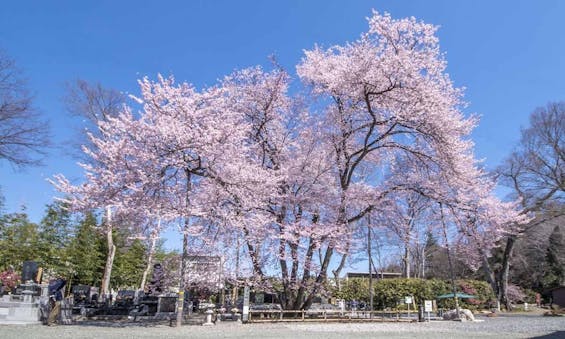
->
346;272;402;279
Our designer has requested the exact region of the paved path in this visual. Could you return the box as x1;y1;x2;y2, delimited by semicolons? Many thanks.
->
0;314;563;338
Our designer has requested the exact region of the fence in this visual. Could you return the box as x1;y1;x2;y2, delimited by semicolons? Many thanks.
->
248;309;419;323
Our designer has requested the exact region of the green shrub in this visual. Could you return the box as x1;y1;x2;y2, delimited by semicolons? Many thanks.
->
333;278;495;310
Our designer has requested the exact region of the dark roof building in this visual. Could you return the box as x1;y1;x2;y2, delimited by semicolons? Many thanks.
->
346;272;402;280
549;286;565;308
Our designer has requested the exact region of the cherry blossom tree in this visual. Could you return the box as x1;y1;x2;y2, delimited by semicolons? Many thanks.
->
53;11;528;313
53;75;260;324
295;11;478;304
184;65;337;309
211;12;526;309
63;79;129;297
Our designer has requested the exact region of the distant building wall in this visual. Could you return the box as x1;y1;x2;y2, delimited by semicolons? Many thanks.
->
551;286;565;308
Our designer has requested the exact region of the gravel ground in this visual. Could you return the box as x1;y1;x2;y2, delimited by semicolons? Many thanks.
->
0;314;563;339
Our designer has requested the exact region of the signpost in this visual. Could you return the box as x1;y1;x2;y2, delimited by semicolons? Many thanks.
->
405;296;413;318
424;300;433;321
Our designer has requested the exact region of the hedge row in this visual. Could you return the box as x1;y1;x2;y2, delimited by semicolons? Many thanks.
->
332;278;496;310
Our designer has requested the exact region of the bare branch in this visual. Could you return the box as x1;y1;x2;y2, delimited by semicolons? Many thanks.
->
0;50;50;168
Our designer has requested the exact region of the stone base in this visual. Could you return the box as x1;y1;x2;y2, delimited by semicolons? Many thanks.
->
442;308;476;321
0;295;41;324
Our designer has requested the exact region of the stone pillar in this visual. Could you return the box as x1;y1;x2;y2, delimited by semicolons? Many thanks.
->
40;284;49;298
203;308;215;326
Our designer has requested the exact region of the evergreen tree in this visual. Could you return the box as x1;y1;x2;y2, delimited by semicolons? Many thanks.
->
111;234;147;289
0;211;42;271
38;201;73;274
66;212;105;286
543;225;565;288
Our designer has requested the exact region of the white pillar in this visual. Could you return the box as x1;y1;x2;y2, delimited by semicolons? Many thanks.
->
203;308;215;326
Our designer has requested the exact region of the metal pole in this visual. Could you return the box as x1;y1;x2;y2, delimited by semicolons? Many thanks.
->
220;256;224;306
176;229;188;327
439;203;460;318
233;234;240;304
176;170;192;327
368;216;373;318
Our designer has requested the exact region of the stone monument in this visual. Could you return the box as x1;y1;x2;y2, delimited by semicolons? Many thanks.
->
0;261;45;324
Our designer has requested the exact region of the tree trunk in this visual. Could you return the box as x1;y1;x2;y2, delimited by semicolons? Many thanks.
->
480;252;498;300
140;230;158;291
303;195;348;310
421;246;426;279
332;251;348;290
499;235;516;311
101;207;115;298
403;244;411;278
243;226;264;278
277;209;290;309
293;236;315;310
302;245;333;310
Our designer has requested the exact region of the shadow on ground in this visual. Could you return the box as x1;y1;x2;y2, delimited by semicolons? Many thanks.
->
531;331;565;339
69;315;205;328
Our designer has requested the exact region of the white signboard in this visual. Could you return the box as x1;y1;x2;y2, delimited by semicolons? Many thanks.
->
404;296;413;304
424;300;433;312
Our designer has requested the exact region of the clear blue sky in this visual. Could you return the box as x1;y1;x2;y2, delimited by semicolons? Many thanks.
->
1;1;564;251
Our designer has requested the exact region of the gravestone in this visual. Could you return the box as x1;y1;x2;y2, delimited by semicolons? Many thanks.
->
21;261;39;283
72;285;93;308
0;264;44;324
157;295;177;313
147;263;164;296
